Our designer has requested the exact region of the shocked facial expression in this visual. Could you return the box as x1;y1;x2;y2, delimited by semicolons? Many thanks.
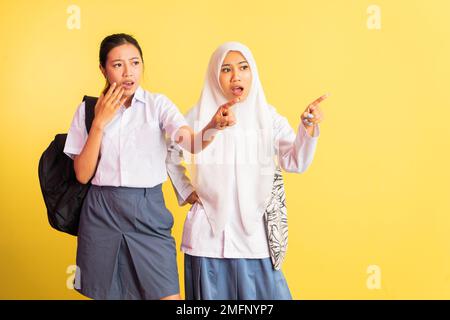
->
100;43;143;97
219;51;252;102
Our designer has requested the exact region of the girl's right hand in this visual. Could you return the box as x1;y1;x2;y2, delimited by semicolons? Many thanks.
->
93;82;128;130
210;98;240;130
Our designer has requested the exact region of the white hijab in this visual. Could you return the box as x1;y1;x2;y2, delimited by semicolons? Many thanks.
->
185;42;275;236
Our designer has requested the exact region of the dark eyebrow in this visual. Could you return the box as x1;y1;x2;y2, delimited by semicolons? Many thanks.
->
221;61;249;67
111;57;140;63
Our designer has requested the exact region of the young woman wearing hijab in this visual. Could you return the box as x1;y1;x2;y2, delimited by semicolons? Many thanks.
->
168;42;328;300
63;34;238;300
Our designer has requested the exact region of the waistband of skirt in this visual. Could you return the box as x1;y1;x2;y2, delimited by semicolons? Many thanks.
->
90;183;162;196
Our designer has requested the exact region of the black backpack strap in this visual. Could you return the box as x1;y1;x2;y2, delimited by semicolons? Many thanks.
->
83;96;98;134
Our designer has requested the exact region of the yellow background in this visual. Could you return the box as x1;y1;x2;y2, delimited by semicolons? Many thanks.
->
1;0;449;299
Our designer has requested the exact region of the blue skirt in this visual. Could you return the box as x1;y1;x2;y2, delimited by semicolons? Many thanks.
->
184;254;292;300
75;184;179;300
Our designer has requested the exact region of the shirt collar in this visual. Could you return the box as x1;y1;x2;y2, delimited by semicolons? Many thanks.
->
131;86;146;105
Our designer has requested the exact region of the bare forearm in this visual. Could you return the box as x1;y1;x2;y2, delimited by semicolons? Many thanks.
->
74;123;104;184
176;122;219;154
72;83;128;184
199;122;219;152
176;98;239;153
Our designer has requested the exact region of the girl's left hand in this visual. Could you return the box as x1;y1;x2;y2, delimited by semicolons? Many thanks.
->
301;93;329;128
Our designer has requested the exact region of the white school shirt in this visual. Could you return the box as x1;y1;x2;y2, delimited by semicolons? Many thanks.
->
166;108;321;258
64;86;188;188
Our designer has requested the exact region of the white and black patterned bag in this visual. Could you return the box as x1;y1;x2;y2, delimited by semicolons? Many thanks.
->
264;167;288;270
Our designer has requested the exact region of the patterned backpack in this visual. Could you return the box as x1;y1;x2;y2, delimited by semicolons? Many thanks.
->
264;167;288;270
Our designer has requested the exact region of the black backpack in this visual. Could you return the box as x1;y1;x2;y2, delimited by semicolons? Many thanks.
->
38;96;97;236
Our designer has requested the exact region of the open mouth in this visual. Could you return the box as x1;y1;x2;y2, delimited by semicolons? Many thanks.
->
231;86;244;97
122;81;135;89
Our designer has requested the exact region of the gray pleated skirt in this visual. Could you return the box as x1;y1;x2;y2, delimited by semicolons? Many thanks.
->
184;254;292;300
75;184;179;300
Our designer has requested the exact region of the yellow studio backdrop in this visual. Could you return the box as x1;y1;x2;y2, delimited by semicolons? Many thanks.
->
0;0;449;299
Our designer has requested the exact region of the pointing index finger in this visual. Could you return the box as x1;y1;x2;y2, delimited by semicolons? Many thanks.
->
222;97;241;110
310;93;330;107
